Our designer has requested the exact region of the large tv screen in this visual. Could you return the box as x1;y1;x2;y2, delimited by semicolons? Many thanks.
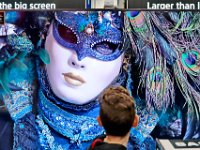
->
0;3;200;149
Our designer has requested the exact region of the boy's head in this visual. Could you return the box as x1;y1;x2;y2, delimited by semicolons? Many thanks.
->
98;86;138;137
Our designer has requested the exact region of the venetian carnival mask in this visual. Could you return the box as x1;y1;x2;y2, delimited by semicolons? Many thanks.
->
53;11;124;61
45;11;125;104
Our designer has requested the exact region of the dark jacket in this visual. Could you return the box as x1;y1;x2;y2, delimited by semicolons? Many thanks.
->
88;135;127;150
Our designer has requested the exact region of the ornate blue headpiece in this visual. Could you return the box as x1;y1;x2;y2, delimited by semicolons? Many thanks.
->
53;11;125;61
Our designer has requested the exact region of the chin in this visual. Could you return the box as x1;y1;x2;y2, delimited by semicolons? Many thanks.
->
52;83;99;104
61;95;94;105
65;94;98;105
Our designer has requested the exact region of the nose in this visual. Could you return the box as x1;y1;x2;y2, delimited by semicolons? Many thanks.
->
68;52;85;69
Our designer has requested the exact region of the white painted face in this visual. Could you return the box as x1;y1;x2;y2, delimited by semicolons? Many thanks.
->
45;24;123;104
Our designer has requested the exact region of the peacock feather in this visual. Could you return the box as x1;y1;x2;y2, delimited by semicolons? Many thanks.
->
126;11;175;111
126;11;151;42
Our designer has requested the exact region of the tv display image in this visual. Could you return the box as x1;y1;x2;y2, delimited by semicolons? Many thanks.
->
0;4;200;150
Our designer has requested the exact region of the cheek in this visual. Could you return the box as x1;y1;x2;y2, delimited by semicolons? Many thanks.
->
88;57;123;85
98;65;119;79
45;26;69;70
46;37;72;72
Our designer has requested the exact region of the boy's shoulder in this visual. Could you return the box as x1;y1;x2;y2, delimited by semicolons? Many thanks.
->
88;135;127;150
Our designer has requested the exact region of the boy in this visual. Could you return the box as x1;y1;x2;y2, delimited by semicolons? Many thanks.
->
88;86;139;150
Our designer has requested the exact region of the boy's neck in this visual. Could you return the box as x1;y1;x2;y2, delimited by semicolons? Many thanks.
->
103;133;130;148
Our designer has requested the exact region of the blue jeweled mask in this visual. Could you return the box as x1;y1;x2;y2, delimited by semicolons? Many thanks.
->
53;11;125;61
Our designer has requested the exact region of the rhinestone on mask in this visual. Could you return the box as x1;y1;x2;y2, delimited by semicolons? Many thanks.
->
84;23;94;35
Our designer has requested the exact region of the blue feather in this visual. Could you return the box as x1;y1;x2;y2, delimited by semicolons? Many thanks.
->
137;40;154;70
8;83;24;91
184;104;199;139
168;12;180;24
154;27;177;65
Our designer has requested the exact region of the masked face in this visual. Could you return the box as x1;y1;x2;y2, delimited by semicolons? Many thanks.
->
45;11;124;104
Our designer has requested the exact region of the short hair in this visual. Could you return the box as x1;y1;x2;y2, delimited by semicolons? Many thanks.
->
99;86;136;137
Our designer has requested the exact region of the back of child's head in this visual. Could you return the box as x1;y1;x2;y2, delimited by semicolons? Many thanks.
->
99;86;136;137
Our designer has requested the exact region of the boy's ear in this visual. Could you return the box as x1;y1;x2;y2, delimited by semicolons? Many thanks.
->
97;116;103;126
132;114;139;127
